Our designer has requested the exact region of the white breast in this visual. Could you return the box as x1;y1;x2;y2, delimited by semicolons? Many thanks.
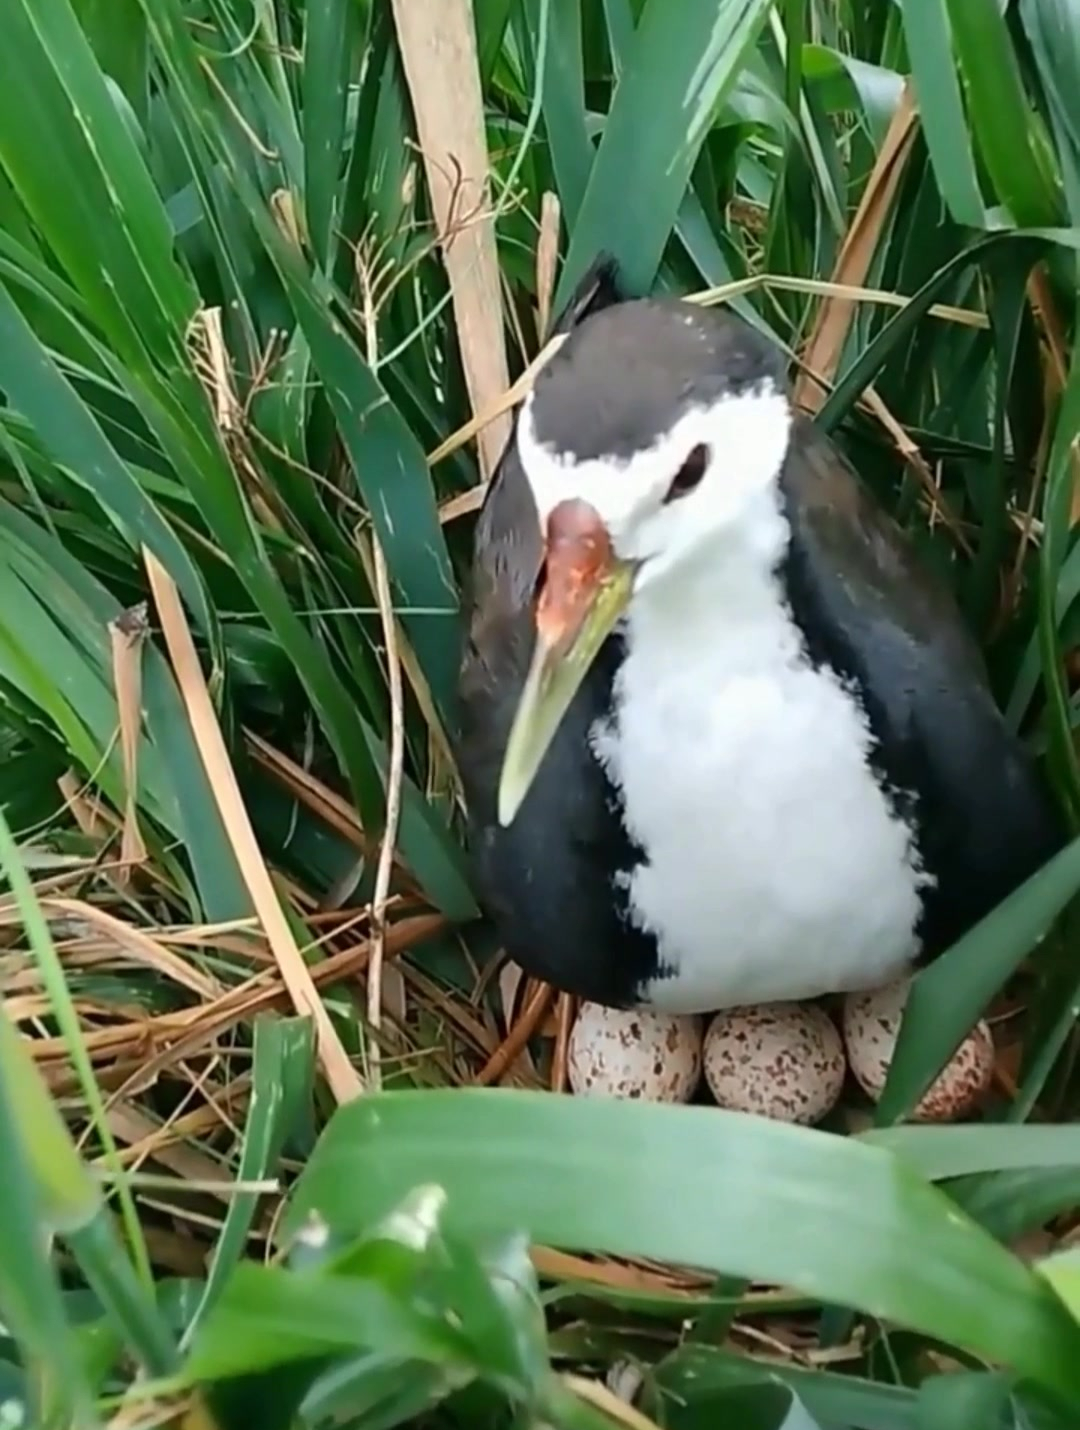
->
589;488;932;1014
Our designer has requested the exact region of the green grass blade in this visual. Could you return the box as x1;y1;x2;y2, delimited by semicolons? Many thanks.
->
817;232;1060;431
556;0;773;305
944;0;1061;227
950;1167;1080;1246
0;805;178;1378
0;1011;98;1236
0;1009;90;1427
0;497;249;917
1020;0;1080;223
897;0;984;228
70;0;148;122
183;1016;315;1340
0;284;208;625
2;0;193;358
476;0;514;83
302;0;361;271
0;804;149;1283
520;0;593;227
187;1261;468;1382
1037;346;1080;823
862;1123;1080;1179
802;45;904;149
876;837;1080;1125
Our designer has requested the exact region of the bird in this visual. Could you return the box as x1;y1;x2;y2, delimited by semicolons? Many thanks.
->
454;257;1066;1015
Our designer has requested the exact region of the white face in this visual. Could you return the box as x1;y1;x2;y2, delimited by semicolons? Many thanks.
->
516;381;793;591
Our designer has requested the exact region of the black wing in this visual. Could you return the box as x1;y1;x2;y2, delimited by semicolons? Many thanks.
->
781;415;1066;952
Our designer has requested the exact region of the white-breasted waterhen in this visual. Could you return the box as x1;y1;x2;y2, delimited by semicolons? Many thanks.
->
455;258;1064;1013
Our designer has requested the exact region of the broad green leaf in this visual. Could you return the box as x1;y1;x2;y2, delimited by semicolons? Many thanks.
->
288;1089;1080;1399
916;1370;1014;1430
1;0;193;355
944;0;1061;228
655;1347;918;1430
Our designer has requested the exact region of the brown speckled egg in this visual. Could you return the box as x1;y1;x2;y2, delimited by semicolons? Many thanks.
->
567;1003;703;1102
842;976;994;1122
702;1003;845;1124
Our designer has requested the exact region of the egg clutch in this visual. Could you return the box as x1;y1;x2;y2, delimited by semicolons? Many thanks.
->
565;974;994;1125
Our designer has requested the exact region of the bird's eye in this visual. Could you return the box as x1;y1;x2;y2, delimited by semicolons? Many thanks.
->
663;443;710;503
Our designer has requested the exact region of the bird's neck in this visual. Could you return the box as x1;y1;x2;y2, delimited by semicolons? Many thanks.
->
622;481;796;673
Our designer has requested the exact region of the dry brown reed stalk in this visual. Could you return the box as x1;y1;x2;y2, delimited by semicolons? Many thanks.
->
793;83;919;415
109;602;150;875
363;532;407;1091
390;0;511;477
1024;264;1080;529
13;911;445;1069
145;550;364;1102
535;191;561;340
187;307;285;534
475;978;556;1087
551;992;575;1093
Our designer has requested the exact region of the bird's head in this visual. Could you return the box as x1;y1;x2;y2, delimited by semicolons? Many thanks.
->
497;298;794;826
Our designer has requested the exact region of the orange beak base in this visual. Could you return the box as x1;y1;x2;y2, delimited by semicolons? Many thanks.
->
535;498;615;655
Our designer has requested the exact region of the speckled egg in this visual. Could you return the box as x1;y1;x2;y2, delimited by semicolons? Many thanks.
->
702;1003;846;1124
842;976;994;1122
567;1003;703;1102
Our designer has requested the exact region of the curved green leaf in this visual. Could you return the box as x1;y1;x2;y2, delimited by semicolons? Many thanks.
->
288;1090;1080;1400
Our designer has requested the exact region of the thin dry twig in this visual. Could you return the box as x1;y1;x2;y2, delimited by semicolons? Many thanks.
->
36;896;224;1001
194;307;243;432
